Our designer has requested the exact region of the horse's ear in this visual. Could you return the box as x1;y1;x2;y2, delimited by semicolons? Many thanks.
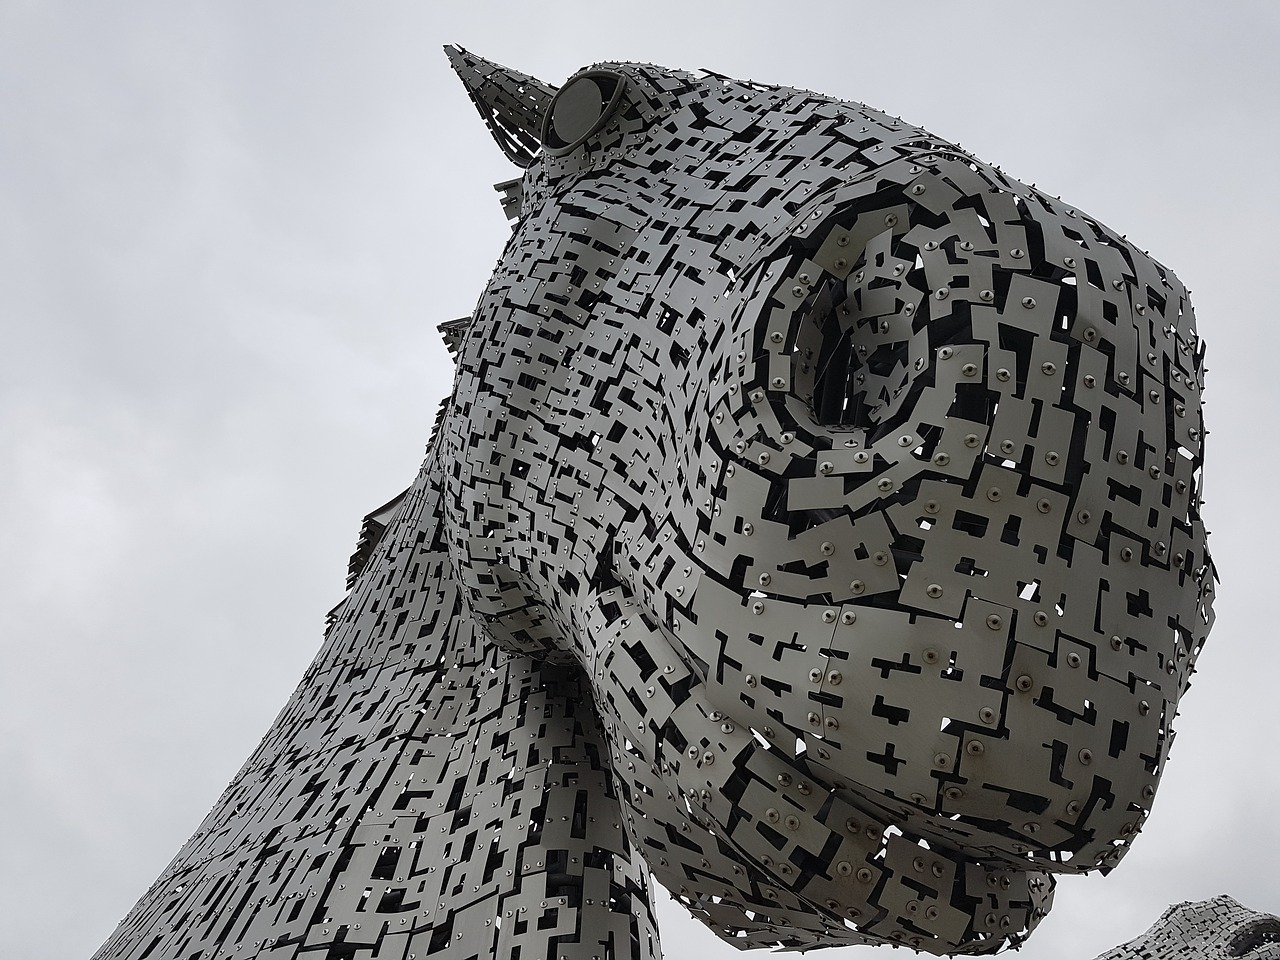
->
445;46;556;168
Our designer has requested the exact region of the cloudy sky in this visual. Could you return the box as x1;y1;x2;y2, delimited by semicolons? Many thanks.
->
3;2;1278;958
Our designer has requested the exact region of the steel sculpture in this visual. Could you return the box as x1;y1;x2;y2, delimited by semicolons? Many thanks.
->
94;49;1215;959
1094;897;1280;960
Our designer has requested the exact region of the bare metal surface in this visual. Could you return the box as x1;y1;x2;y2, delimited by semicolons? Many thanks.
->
95;48;1214;959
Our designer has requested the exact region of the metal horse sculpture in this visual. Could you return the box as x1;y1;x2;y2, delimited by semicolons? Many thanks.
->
95;49;1215;959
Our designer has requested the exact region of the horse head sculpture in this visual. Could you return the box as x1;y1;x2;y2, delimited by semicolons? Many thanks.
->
95;50;1214;960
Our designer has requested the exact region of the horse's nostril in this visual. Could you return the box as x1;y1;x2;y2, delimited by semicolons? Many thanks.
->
801;278;871;427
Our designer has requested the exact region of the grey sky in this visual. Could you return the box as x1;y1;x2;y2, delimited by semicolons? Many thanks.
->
3;2;1278;958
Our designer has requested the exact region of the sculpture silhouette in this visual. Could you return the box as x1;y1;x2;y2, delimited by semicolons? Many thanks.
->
94;49;1215;959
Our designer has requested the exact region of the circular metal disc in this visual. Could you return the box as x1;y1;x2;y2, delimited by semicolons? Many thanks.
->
551;77;606;145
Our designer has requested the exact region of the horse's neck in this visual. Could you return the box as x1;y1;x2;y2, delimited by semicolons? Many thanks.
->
94;452;662;960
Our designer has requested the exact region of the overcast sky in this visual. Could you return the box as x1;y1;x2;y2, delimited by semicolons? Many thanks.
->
3;3;1278;958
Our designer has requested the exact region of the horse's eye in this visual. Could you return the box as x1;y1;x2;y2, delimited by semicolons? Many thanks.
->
541;71;626;156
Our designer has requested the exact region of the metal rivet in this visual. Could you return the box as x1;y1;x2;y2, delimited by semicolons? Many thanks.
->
759;573;772;585
933;452;951;466
821;541;835;556
979;706;996;723
1041;361;1056;375
828;670;843;685
1016;675;1034;692
980;289;994;301
1033;611;1048;626
758;451;771;464
935;287;950;300
966;740;985;756
856;867;874;883
1078;748;1093;764
962;363;978;377
926;584;943;598
840;612;855;626
837;860;853;877
925;500;940;514
1067;652;1081;668
1022;296;1036;308
911;183;926;195
923;648;940;664
934;753;950;768
850;579;866;594
1037;498;1052;514
1011;248;1025;259
987;487;1002;501
964;433;980;447
752;601;765;615
986;614;1003;630
822;609;837;623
